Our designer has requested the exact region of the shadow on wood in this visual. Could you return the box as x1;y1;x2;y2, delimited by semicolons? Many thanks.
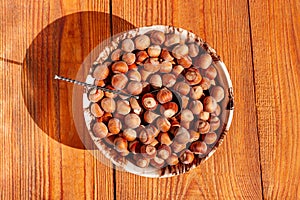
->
21;11;135;149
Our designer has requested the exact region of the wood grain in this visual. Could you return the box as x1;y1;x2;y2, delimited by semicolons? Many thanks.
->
249;0;300;199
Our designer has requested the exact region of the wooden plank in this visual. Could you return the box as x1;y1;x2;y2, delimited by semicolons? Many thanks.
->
249;0;300;199
112;0;262;199
0;0;115;199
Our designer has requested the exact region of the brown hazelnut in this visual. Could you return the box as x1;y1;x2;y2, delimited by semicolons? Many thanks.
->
172;44;189;59
189;100;203;115
140;144;157;158
166;153;179;165
170;117;180;127
174;127;190;144
213;104;221;116
159;61;173;73
200;77;211;90
108;118;122;134
203;65;217;80
156;117;171;132
160;49;174;61
210;86;225;102
90;103;104;118
144;110;160;123
171;142;186;153
127;81;143;95
114;137;128;152
190;141;207;154
204;132;218;144
149;74;162;89
135;156;150;168
210;115;220;131
150;157;165;169
98;112;112;123
189;130;200;142
101;97;116;113
172;65;185;76
136;50;149;63
142;93;158;110
111;73;128;90
203;96;217;113
156;144;171;160
188;43;199;57
129;140;141;154
162;74;176;87
124;113;141;129
150;139;159;147
130;97;142;115
135;35;150;50
147;45;161;57
150;31;165;45
104;85;118;98
88;88;104;103
199;111;210;121
112;61;129;74
190;85;203;100
103;135;117;147
160;102;178;118
127;69;141;82
194;53;212;69
144;58;161;72
92;122;108;138
181;96;190;109
93;64;110;80
196;120;210;134
111;49;123;61
122;128;137;141
179;150;194;164
122;52;136;65
139;69;153;81
164;34;180;47
180;121;190;129
94;79;105;87
139;128;155;144
157;132;173;146
185;68;202;85
178;55;192;68
173;82;190;96
156;88;173;104
180;109;194;122
121;38;135;53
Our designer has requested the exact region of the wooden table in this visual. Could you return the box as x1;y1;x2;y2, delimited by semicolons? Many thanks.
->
1;0;299;199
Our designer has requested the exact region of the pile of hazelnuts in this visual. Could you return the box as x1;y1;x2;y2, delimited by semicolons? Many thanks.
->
87;29;225;170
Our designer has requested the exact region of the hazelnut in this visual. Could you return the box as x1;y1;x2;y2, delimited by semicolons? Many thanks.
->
188;43;199;57
93;64;110;80
127;69;141;82
185;68;202;85
103;135;117;147
160;102;178;118
94;79;105;87
210;116;220;131
189;130;200;142
122;52;136;65
130;97;142;115
180;109;194;122
111;73;128;90
174;127;190;144
92;122;108;138
121;38;135;52
190;141;207;154
157;132;173;146
127;81;143;95
203;96;217;113
144;110;160;123
180;121;190;129
142;93;158;110
166;153;179;165
160;49;174;61
204;132;218;144
172;44;189;59
173;82;190;96
210;86;225;102
194;53;212;69
159;61;173;73
203;65;217;80
150;139;159;147
101;98;116;113
170;117;180;127
181;96;190;109
149;74;162;89
156;88;173;104
196;120;210;134
164;34;180;47
150;31;165;45
90;103;104;118
139;128;155;144
108;118;122;134
156;117;171;132
128;63;138;70
144;58;161;72
112;61;129;74
98;112;112;123
134;35;150;50
136;50;149;63
150;157;165;169
171;142;186;153
129;140;141;154
162;74;176;87
88;88;104;102
213;104;221;116
200;77;211;90
190;86;203;100
179;150;194;164
122;128;137;141
124;113;141;129
140;144;157;158
111;49;123;61
172;65;184;76
147;45;161;57
134;155;150;168
178;55;192;68
104;85;117;98
199;111;210;121
189;100;203;115
157;145;171;160
139;69;153;81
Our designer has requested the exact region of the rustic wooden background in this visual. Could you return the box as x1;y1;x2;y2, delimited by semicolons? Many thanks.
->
1;0;299;199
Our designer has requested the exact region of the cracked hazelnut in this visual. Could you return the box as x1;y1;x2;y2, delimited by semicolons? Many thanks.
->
93;63;110;80
124;113;141;129
157;88;173;104
92;122;108;138
127;81;143;95
210;86;225;102
111;73;128;90
135;35;150;50
162;74;176;88
204;132;218;144
166;153;179;165
149;74;162;89
189;100;203;115
157;132;173;146
147;45;161;57
190;141;207;154
108;118;122;134
150;31;165;45
185;68;202;85
160;102;178;118
203;96;217;113
121;38;135;52
122;128;137;141
90;103;104;118
156;117;171;132
194;53;212;69
112;61;128;74
142;93;158;110
179;150;194;164
101;98;116;113
164;34;180;47
122;52;136;65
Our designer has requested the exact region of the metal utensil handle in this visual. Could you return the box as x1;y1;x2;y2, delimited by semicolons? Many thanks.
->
54;75;139;99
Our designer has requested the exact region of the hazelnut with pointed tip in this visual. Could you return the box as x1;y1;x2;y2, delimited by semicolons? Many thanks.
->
156;88;173;104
